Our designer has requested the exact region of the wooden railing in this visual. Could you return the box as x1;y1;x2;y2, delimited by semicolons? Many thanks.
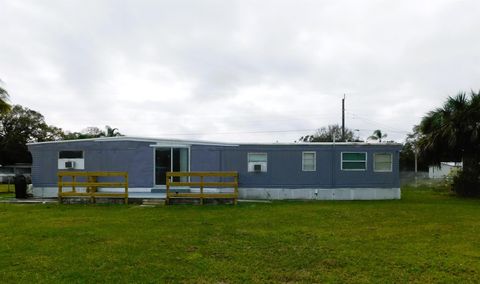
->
166;171;238;205
58;171;129;204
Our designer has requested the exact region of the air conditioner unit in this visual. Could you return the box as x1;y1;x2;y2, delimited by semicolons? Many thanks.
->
65;161;75;169
253;164;262;172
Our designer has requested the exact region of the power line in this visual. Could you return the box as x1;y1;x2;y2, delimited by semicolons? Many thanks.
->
346;111;410;133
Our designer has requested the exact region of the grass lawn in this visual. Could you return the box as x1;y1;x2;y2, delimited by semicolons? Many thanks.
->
1;187;479;283
0;184;14;193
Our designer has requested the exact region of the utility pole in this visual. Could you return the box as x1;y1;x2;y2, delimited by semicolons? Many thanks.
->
342;94;345;141
414;149;418;174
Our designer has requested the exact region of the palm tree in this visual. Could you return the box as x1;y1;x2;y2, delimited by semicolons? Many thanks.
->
417;91;480;195
0;80;11;114
104;125;122;137
418;91;480;169
368;129;387;142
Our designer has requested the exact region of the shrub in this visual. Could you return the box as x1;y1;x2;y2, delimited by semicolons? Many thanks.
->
452;168;480;197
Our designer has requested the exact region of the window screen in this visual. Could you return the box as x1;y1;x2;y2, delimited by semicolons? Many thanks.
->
59;151;83;159
248;153;267;163
302;152;316;171
342;152;366;170
374;153;392;172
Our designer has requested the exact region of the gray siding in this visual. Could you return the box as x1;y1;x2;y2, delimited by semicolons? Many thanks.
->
28;140;154;187
29;140;400;190
191;144;401;188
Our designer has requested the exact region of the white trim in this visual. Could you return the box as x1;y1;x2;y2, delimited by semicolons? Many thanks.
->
302;151;316;171
152;146;155;187
150;143;190;148
58;150;85;170
341;152;367;171
27;136;238;146
237;142;401;146
373;153;393;172
27;136;401;147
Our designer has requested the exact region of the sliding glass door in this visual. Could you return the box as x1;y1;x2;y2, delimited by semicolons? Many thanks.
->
155;147;189;185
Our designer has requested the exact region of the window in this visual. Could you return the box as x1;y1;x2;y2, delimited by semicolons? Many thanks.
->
248;153;267;172
58;150;85;170
341;152;367;171
59;151;83;159
302;152;316;171
374;153;393;172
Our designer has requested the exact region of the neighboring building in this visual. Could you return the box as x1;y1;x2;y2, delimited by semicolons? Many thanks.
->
27;137;402;200
0;163;32;183
428;162;462;179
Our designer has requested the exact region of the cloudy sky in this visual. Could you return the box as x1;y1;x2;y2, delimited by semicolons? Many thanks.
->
1;0;479;143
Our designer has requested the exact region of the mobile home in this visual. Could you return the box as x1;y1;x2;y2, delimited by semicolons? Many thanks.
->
27;137;401;200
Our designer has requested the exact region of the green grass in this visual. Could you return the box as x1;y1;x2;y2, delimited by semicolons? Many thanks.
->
1;187;479;283
0;184;14;193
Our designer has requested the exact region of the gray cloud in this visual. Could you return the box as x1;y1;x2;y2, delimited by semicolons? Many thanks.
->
1;0;479;142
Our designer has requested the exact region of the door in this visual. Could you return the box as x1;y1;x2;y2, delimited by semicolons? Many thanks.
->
155;148;171;185
155;147;189;185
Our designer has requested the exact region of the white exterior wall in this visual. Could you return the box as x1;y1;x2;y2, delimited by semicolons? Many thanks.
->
429;163;462;179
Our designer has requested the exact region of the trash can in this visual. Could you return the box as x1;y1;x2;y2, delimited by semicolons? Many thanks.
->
14;175;27;199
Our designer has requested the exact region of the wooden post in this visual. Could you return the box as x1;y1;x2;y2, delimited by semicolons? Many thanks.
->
166;173;170;205
124;173;129;204
58;174;63;203
88;176;94;203
92;176;98;204
72;175;76;194
200;175;204;205
234;173;238;205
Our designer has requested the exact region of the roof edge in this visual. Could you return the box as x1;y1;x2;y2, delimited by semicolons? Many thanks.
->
27;136;402;147
26;136;238;147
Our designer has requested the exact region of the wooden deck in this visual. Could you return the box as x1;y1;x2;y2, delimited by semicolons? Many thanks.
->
58;171;129;204
166;171;238;205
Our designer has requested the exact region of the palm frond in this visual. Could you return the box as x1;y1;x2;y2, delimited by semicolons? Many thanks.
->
0;80;11;113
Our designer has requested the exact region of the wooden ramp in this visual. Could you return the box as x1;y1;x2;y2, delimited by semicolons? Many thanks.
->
166;171;238;205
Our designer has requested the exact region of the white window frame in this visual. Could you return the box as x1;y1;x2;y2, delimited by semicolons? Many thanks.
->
247;152;268;172
58;150;85;170
302;151;316;172
373;153;393;172
341;152;367;171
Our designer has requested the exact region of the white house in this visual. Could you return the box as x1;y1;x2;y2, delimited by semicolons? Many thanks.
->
428;162;462;179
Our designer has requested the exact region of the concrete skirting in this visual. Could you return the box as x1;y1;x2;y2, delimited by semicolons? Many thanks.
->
238;187;401;200
33;186;401;200
32;187;149;198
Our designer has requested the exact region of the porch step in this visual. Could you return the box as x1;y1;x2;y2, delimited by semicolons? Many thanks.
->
141;199;166;206
151;188;190;193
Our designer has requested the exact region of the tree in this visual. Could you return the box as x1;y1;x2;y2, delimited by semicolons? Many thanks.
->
417;91;480;196
368;129;387;142
0;79;11;114
0;105;63;164
400;126;428;171
104;125;122;137
62;125;123;140
299;124;359;142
